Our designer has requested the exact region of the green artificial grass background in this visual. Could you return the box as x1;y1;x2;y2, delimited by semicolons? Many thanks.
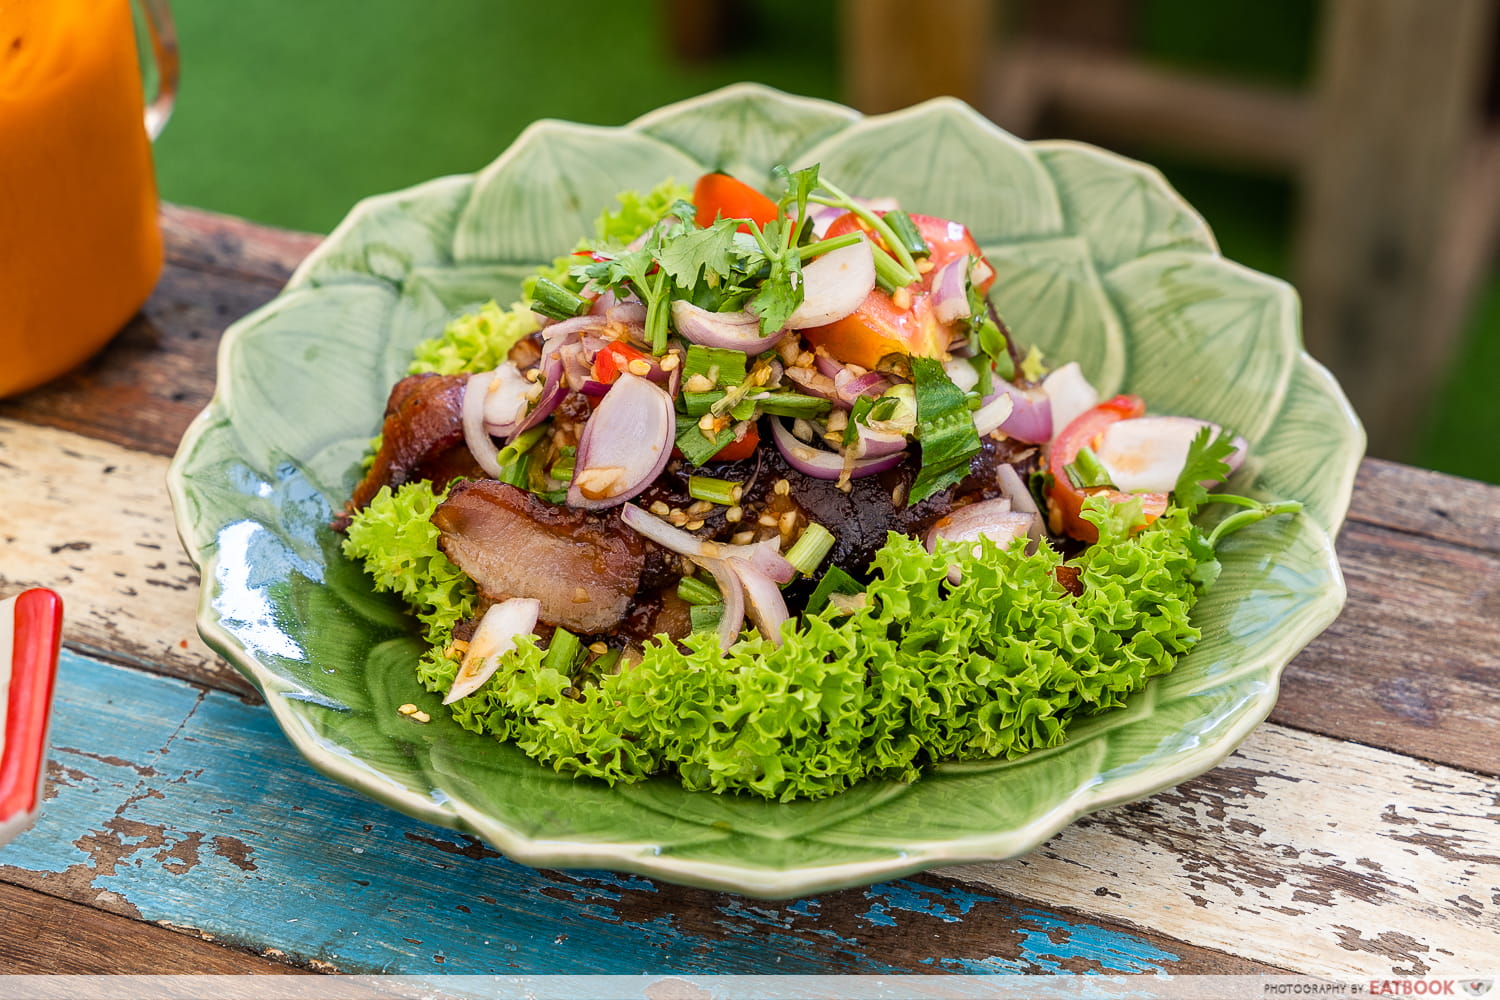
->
150;0;1498;483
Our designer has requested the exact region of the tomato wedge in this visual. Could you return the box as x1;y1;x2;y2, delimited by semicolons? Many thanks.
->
824;211;993;293
709;422;760;462
1046;395;1169;543
693;173;778;232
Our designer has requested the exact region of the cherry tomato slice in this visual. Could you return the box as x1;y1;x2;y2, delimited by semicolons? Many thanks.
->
693;173;779;232
592;341;651;385
1046;395;1168;543
708;421;760;462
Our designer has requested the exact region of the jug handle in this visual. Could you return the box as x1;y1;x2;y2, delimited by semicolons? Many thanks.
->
137;0;179;141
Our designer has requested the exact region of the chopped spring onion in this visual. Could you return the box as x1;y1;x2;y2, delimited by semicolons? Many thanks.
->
871;242;915;294
1064;445;1116;490
785;523;835;577
676;574;722;606
541;627;583;674
804;564;862;616
530;277;590;322
590;646;622;675
682;344;748;389
883;210;930;259
688;475;742;506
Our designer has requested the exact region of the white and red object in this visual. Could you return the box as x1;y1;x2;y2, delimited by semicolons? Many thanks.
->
0;588;62;848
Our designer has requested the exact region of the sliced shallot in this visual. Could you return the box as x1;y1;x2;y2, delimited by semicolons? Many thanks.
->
567;373;674;510
671;300;788;353
972;392;1015;438
1042;362;1099;441
924;500;1037;584
1094;416;1248;493
727;558;790;647
444;597;541;704
786;237;876;329
984;381;1052;443
620;504;795;583
693;555;746;652
462;370;507;479
930;258;971;324
770;417;906;481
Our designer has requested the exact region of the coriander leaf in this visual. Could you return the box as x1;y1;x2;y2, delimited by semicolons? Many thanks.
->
656;218;739;288
1171;425;1237;514
748;257;804;333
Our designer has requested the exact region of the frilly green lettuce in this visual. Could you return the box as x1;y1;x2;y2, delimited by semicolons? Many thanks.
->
345;486;1206;801
409;300;539;376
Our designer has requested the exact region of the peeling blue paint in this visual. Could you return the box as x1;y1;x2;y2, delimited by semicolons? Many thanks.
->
0;652;1186;977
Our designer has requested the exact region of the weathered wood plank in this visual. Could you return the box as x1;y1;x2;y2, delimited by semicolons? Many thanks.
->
0;882;310;975
0;419;248;697
1271;518;1500;775
159;204;322;288
945;723;1499;977
0;651;1277;976
1351;458;1500;554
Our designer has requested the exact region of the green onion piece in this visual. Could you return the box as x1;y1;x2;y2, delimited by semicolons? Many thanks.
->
1064;446;1116;490
541;628;583;674
795;232;862;262
813;177;922;284
677;574;722;606
871;243;915;294
883;210;930;258
681;390;726;417
689;602;724;634
805;565;863;616
688;475;741;506
530;277;589;322
753;392;833;418
674;413;736;466
682;344;748;388
785;523;835;577
496;425;547;468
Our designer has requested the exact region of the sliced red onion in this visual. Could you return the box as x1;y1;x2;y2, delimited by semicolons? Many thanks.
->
925;502;1036;584
607;300;647;327
770;417;905;481
443;597;540;704
693;556;746;652
507;345;570;441
1042;362;1099;441
567;373;674;510
973;392;1015;438
931;258;971;324
671;300;787;353
835;369;896;407
850;424;908;459
478;362;533;436
727;558;789;647
538;312;617;342
1095;416;1248;493
784;365;839;404
462;370;507;479
620;504;796;584
983;381;1052;443
793;362;894;410
786;237;876;329
995;463;1039;516
944;358;979;394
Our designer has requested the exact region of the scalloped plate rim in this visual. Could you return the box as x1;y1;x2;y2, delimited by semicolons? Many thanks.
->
166;83;1363;898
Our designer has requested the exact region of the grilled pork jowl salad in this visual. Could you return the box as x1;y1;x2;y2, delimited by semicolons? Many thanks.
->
338;166;1298;801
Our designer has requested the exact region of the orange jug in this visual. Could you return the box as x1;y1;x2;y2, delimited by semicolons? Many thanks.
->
0;0;176;397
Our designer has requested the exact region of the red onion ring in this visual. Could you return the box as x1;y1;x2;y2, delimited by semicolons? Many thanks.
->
671;300;788;353
786;237;876;329
972;392;1014;438
995;463;1039;516
567;373;674;510
443;597;541;704
693;555;746;653
727;558;789;647
850;424;908;459
931;258;971;324
924;501;1037;583
983;381;1052;443
769;417;905;481
462;370;507;479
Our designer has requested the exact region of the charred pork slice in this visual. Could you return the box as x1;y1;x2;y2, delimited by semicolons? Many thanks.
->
432;481;646;634
336;373;480;530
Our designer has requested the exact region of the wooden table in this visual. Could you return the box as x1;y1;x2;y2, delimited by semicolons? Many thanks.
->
0;206;1496;979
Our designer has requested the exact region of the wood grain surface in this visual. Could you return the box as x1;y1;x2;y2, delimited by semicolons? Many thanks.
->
1;206;1496;978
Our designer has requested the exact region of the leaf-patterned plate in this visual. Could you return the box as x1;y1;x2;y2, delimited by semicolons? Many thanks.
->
167;84;1363;897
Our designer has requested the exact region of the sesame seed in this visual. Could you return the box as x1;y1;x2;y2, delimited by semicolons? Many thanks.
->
686;519;705;531
725;506;743;523
774;478;791;495
412;710;431;724
731;485;744;502
660;352;680;372
732;530;757;545
697;412;717;432
687;500;714;516
779;510;798;532
668;510;688;525
917;259;934;274
589;642;608;655
525;367;543;382
759;512;780;527
627;358;652;377
398;703;418;716
650;500;671;516
891;482;907;506
892;287;912;310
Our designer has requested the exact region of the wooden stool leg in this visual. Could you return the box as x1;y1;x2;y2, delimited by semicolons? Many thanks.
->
1294;0;1497;458
840;0;996;112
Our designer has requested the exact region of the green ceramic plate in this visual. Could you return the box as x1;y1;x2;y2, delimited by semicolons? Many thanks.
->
168;84;1363;897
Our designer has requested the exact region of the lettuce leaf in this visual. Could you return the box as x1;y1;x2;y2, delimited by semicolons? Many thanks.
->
363;495;1205;801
